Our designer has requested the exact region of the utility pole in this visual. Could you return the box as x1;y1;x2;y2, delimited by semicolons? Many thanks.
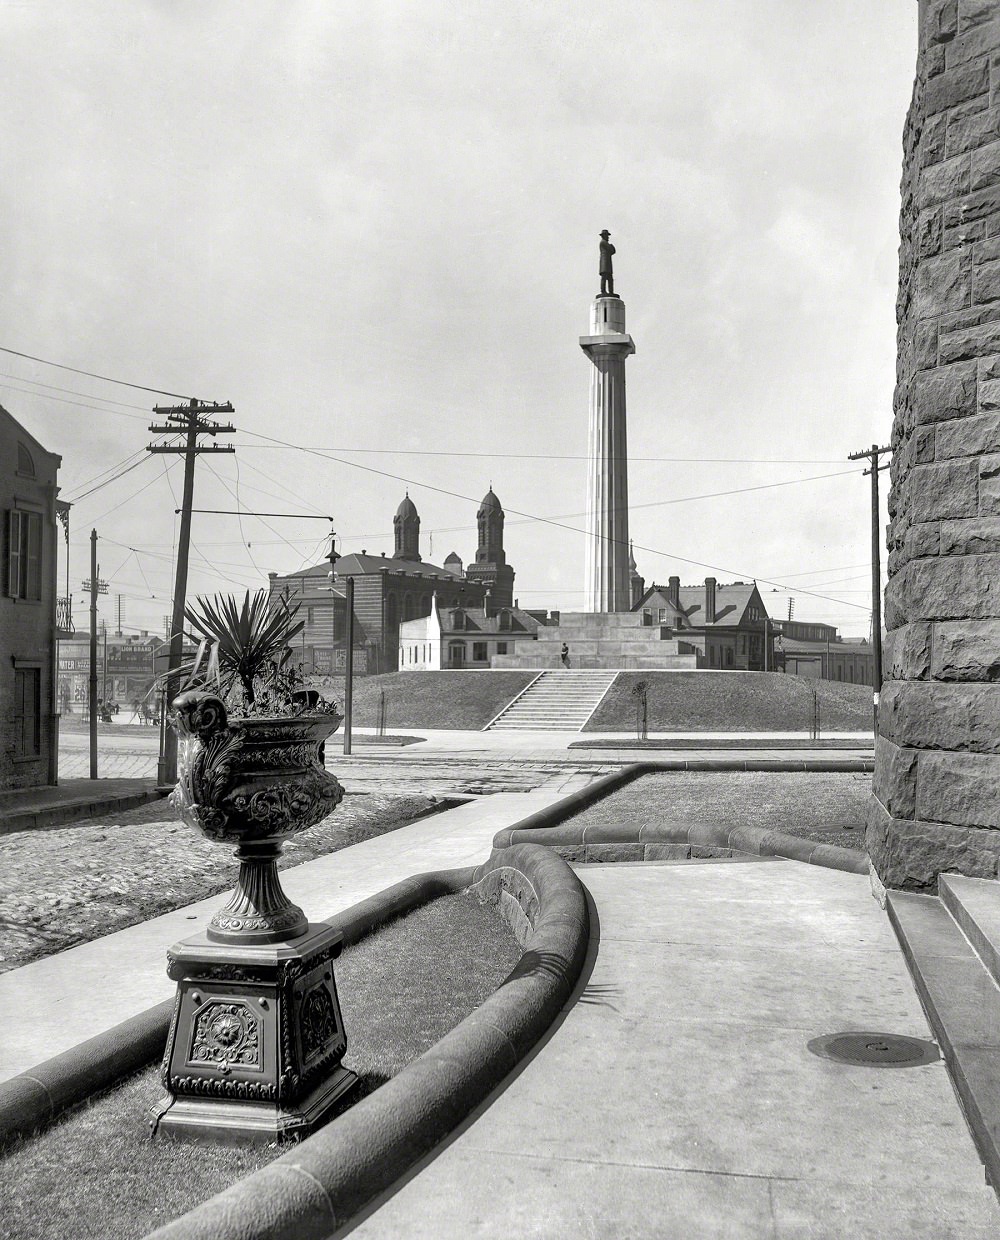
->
148;398;235;786
848;443;891;734
82;530;107;779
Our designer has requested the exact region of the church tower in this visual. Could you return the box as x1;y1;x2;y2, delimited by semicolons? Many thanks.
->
581;230;635;612
393;493;421;562
464;486;515;608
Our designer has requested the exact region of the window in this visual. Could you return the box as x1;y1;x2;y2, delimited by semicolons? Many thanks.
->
658;607;667;623
497;641;508;655
6;509;42;600
642;609;652;626
499;610;511;631
725;648;733;666
453;610;464;630
472;641;488;662
307;606;314;625
16;443;35;477
14;666;41;758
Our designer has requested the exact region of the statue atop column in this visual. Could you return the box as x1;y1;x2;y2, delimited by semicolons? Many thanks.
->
599;230;616;296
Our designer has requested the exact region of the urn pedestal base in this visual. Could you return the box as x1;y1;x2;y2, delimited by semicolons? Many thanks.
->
151;922;356;1144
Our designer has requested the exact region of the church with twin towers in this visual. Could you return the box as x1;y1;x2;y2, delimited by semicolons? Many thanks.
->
271;233;772;674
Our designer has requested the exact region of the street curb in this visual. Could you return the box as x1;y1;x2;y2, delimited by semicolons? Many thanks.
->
494;759;873;844
0;786;167;836
492;819;868;875
147;844;588;1240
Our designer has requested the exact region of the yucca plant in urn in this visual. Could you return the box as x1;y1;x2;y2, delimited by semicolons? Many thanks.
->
150;589;357;1144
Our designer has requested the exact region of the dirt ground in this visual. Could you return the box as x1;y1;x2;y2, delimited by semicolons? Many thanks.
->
565;770;871;851
0;791;438;973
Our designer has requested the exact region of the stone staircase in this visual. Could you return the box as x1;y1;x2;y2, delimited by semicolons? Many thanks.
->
887;874;1000;1190
485;670;619;732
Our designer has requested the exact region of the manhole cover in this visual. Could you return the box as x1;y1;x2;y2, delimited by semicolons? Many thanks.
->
807;1031;940;1069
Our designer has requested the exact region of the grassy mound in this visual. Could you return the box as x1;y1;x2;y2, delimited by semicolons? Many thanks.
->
586;671;872;733
346;670;538;730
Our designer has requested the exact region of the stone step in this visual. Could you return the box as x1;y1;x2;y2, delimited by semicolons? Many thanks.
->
885;886;1000;1191
939;874;1000;990
485;670;618;732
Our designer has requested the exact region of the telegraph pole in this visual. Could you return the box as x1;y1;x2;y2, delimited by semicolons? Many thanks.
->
148;398;235;786
848;443;891;733
83;529;107;779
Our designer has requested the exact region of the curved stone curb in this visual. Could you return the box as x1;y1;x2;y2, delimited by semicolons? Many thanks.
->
0;998;174;1151
494;820;868;875
0;866;478;1152
147;844;588;1240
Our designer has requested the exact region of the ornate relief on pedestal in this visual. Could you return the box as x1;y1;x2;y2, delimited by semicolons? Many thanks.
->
189;1001;262;1071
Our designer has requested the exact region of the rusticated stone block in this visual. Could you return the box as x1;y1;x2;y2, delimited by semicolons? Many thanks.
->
946;185;1000;231
943;220;985;250
939;316;1000;362
884;622;932;680
917;750;1000;826
936;409;1000;455
908;520;941;558
940;515;1000;553
948;106;1000;157
918;206;943;257
980;378;1000;407
933;618;1000;679
974;255;1000;301
959;0;997;34
919;153;971;205
643;844;690;861
917;251;972;317
880;679;1000;752
972;136;1000;191
886;555;1000;627
948;17;1000;68
914;424;937;462
583;843;644;864
929;0;958;45
867;798;1000;892
978;452;1000;510
981;353;1000;380
910;360;977;422
908;459;979;519
925;59;989;114
922;114;950;169
975;236;1000;264
915;322;939;369
875;737;919;818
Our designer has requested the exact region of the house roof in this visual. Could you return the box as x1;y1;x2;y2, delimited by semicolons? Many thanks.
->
637;582;767;629
271;553;466;584
0;404;61;468
434;603;541;636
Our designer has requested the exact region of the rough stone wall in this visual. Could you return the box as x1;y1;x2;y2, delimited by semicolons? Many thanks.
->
871;0;1000;891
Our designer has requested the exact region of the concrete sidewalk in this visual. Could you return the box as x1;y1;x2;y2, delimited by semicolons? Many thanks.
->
350;861;999;1238
2;784;992;1236
0;777;164;835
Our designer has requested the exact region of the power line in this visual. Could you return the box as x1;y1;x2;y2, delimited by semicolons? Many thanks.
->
0;381;152;423
234;442;847;465
0;345;202;400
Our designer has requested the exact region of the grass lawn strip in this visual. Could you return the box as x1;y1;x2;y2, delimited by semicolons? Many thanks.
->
586;671;872;733
0;792;439;974
564;770;871;853
0;891;521;1240
325;670;538;730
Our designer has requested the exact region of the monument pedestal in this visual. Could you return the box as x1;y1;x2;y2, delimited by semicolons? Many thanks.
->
150;922;356;1144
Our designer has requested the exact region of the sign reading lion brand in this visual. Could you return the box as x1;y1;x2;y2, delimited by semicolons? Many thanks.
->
107;643;158;675
310;647;368;675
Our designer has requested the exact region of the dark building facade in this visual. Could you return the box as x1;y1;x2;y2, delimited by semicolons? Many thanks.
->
633;576;773;670
1;407;63;788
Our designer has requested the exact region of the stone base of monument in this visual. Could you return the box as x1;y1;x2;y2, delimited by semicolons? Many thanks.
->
150;922;357;1144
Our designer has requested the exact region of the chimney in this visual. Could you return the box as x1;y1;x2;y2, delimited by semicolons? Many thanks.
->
484;589;494;619
668;576;680;608
704;577;716;623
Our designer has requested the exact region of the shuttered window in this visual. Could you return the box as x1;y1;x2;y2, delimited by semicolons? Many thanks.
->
14;667;41;757
5;509;42;600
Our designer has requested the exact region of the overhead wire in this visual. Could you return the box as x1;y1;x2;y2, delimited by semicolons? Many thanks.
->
0;344;202;400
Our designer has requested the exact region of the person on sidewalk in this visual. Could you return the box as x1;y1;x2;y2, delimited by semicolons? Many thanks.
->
561;643;570;667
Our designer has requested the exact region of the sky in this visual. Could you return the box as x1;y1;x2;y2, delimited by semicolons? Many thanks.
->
4;1;917;641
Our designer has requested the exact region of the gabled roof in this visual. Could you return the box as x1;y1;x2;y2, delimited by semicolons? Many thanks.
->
637;581;768;629
270;553;466;584
0;404;61;467
435;603;540;636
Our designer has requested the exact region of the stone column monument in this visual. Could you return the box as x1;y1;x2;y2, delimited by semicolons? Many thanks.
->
581;231;636;612
872;1;1000;894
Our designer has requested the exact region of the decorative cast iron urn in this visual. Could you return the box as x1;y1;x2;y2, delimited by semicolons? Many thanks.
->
152;690;357;1144
170;690;345;943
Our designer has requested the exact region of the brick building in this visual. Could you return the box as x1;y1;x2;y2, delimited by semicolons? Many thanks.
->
632;577;773;670
1;406;64;788
399;600;542;669
771;619;876;685
268;488;516;673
